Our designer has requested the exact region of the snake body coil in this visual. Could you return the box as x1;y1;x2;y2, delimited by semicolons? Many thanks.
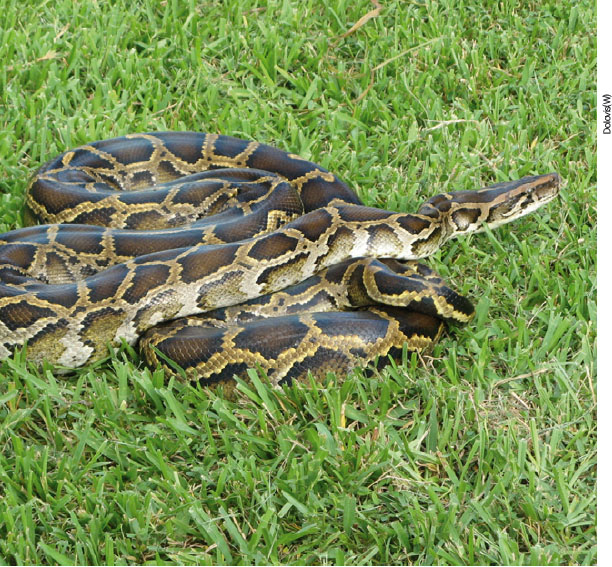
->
0;132;560;387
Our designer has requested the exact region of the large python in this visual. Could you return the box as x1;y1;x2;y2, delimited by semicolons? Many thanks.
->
0;132;560;388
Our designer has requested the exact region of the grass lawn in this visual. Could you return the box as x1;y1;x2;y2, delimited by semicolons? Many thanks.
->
0;0;596;564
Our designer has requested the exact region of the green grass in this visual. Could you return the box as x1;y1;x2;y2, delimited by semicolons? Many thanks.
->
0;0;596;564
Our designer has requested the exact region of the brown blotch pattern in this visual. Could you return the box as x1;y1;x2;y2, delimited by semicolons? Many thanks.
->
124;264;173;303
0;301;56;331
247;232;300;261
178;244;239;284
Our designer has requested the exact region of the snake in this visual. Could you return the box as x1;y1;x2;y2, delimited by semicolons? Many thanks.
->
0;132;560;389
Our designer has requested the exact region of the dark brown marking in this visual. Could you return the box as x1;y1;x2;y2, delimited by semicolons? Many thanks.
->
73;207;118;227
124;264;172;302
36;285;80;309
54;227;106;255
156;159;185;181
313;311;389;341
0;266;29;286
337;205;393;222
200;363;251;385
160;137;204;164
92;172;126;190
396;214;431;235
85;264;131;303
113;229;204;258
231;317;308;357
211;212;265;242
324;259;358;284
0;301;56;331
0;243;37;270
373;268;428;296
66;148;117;169
0;225;51;245
129;170;156;189
172;180;227;206
178;244;239;284
28;181;104;215
288;208;334;241
415;203;440;219
80;307;126;356
211;135;251;162
391;309;444;340
247;233;299;261
95;137;156;164
249;143;312;177
121;188;168;206
299;177;361;211
279;347;353;386
123;210;168;230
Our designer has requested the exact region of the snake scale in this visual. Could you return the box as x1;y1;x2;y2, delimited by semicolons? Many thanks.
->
0;132;560;388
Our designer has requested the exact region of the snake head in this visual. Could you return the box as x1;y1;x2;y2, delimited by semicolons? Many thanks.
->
475;172;561;231
418;172;561;235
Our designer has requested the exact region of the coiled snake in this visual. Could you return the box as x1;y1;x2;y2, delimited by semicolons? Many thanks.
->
0;132;559;388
